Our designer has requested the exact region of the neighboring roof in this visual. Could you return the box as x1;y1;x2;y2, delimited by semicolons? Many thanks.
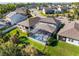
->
10;14;27;24
6;12;16;18
44;7;55;11
31;22;56;33
15;7;28;15
6;12;27;24
58;21;79;40
18;17;41;27
55;16;70;24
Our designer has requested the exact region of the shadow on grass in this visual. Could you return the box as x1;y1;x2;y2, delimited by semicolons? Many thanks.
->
37;50;46;56
51;40;58;47
19;36;29;45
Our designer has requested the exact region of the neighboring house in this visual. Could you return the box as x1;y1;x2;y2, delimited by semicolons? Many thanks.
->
4;12;27;25
58;21;79;46
17;17;61;44
15;7;30;15
42;8;55;14
42;5;63;14
37;6;44;10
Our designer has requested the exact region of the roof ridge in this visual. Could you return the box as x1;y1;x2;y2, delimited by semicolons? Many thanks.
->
58;22;74;35
60;27;74;35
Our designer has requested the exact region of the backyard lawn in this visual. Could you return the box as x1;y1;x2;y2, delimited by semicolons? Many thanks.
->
28;39;79;56
6;28;79;56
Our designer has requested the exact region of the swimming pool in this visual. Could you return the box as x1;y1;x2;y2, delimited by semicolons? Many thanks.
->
31;34;46;43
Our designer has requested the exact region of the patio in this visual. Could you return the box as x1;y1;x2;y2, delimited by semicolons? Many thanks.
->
30;29;51;43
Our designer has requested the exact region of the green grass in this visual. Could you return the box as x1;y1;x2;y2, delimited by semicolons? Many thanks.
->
6;28;28;37
27;39;79;56
28;39;44;51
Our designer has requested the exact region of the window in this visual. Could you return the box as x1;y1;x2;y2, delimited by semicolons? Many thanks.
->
78;41;79;44
68;38;74;42
63;38;66;40
68;39;71;41
71;39;73;42
30;27;33;29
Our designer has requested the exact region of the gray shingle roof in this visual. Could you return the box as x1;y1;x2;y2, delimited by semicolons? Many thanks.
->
6;12;16;18
32;22;56;33
58;21;79;40
18;17;41;27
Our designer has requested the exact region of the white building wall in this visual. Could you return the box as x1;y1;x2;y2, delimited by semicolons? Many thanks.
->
42;8;46;14
66;38;79;46
4;17;11;22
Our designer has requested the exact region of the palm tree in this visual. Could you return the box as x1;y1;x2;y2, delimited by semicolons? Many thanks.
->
21;45;38;56
10;30;20;44
0;41;21;56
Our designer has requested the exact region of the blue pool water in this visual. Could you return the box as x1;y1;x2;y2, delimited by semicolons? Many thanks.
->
32;34;45;42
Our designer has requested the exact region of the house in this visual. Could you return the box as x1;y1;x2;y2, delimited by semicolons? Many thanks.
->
17;17;61;44
4;12;27;25
30;23;57;43
58;21;79;46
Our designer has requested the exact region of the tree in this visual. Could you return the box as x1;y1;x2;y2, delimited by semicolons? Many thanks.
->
21;45;38;56
3;34;11;42
0;31;3;38
10;30;20;44
10;34;19;44
0;4;16;18
48;37;58;46
16;30;20;38
0;38;4;45
0;41;21;56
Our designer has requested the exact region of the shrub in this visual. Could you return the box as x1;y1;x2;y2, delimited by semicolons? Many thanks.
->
48;37;58;46
3;34;11;42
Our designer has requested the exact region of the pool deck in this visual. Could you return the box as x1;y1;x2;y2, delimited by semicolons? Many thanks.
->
28;37;46;45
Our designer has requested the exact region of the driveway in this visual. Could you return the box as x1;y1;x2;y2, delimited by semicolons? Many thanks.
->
30;9;46;18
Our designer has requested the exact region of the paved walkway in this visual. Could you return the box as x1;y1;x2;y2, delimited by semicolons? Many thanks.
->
28;37;46;45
